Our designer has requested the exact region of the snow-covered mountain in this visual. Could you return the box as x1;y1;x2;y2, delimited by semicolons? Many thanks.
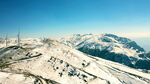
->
0;39;150;84
0;71;44;84
0;38;42;48
143;52;150;59
58;33;150;70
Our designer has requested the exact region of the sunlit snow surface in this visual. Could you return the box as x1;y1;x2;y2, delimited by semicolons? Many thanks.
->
0;38;150;84
58;34;150;70
58;34;143;58
0;72;36;84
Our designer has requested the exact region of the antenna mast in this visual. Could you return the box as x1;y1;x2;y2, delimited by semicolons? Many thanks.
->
17;28;20;46
5;34;8;47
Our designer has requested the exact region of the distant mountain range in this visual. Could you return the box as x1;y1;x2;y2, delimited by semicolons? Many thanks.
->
58;33;150;70
0;38;150;84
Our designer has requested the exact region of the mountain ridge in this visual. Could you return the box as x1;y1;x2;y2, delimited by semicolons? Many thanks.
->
58;33;150;70
0;39;150;84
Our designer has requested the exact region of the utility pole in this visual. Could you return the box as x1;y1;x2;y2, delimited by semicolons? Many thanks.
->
5;33;8;47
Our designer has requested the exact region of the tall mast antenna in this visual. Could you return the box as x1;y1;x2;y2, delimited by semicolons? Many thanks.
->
17;28;20;46
5;33;8;47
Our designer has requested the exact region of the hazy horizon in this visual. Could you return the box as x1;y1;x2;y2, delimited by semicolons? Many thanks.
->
0;0;150;50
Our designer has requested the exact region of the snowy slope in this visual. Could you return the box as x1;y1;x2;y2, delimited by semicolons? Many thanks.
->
58;34;150;70
0;39;150;84
0;38;42;48
0;71;35;84
0;71;44;84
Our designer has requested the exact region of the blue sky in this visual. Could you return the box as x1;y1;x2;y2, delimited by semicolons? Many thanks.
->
0;0;150;38
0;0;150;50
